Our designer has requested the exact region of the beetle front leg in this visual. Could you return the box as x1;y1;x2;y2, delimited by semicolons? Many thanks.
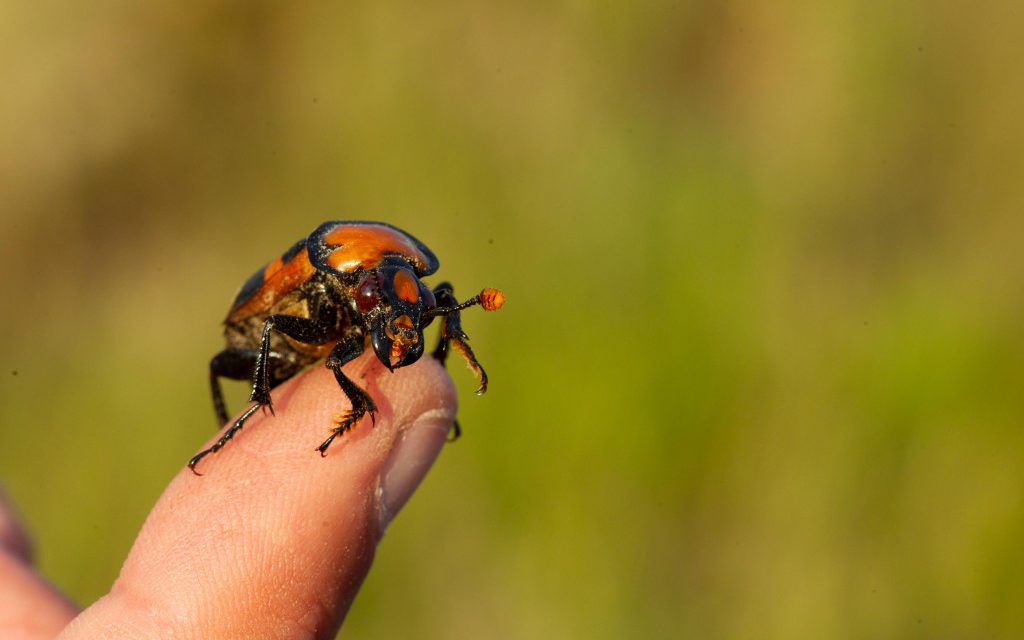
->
430;282;489;394
317;333;378;456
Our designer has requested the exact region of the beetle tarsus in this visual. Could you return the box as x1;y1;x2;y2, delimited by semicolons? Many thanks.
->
317;409;365;456
319;400;376;456
189;402;262;473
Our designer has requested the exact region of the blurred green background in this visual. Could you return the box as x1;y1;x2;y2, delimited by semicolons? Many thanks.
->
2;1;1023;638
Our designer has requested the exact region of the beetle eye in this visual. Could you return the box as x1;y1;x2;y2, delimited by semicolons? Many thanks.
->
355;273;380;312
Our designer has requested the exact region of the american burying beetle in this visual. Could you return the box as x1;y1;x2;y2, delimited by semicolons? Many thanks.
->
189;220;504;473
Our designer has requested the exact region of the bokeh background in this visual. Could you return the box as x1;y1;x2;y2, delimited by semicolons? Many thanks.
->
2;2;1023;638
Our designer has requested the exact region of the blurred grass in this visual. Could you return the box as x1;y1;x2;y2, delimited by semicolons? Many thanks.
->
2;1;1023;638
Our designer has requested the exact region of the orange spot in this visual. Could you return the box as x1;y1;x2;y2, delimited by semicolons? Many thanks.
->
480;288;505;311
324;224;432;273
393;269;420;303
228;248;315;320
262;257;284;280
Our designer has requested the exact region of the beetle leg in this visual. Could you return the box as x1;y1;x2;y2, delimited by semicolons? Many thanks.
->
250;313;338;409
188;403;262;474
317;333;378;456
190;314;336;473
209;348;291;426
430;282;489;395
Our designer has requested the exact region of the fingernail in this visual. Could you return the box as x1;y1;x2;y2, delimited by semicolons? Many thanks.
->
377;409;453;531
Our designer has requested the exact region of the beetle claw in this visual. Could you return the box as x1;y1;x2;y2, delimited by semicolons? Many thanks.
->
251;388;274;416
317;439;332;457
188;450;210;475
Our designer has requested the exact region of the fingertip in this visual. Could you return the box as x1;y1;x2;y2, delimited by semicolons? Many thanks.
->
378;406;454;531
63;354;458;639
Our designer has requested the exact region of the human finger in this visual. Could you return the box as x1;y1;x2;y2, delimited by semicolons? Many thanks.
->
59;354;456;640
0;488;79;639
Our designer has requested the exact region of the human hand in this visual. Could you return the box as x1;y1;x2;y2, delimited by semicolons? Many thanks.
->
1;354;457;639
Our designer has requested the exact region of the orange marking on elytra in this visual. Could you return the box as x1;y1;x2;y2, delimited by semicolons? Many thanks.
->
262;256;284;280
324;224;431;272
228;248;315;320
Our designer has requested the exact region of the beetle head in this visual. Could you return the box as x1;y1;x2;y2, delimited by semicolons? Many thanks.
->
355;264;437;371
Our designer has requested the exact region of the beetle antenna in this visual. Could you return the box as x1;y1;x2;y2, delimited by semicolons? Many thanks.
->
423;288;505;319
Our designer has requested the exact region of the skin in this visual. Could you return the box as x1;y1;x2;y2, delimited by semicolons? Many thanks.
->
0;353;457;640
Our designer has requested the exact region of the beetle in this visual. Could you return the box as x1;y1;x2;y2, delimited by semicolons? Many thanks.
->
188;220;504;473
